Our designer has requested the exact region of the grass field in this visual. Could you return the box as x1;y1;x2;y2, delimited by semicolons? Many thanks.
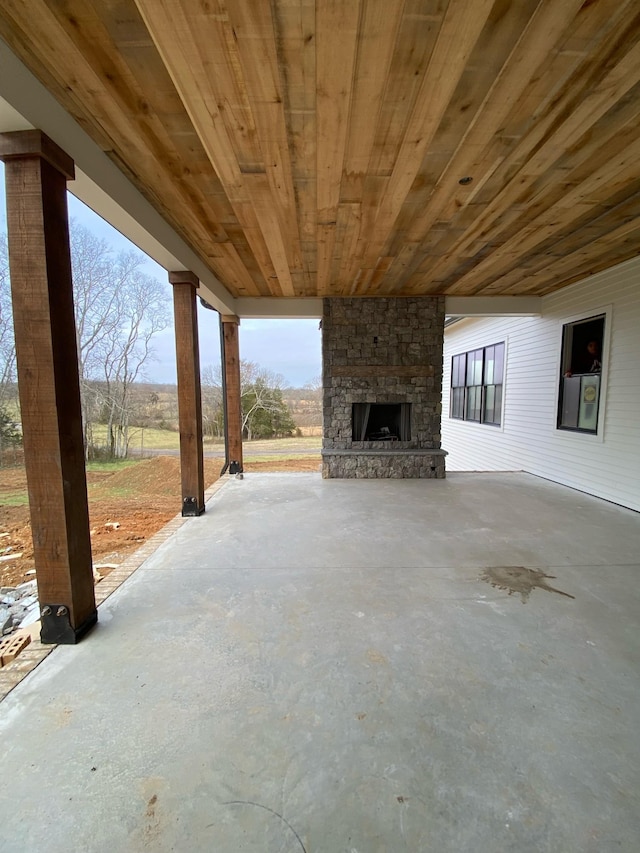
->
86;459;141;472
89;426;321;458
0;490;29;507
90;424;181;451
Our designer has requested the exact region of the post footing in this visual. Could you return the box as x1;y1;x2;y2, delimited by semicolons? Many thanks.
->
40;606;98;645
182;497;205;517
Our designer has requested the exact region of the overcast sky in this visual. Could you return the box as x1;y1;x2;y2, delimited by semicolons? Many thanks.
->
0;163;321;387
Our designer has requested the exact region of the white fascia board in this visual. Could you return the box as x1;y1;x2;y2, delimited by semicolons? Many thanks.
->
0;39;236;315
445;296;542;316
235;298;323;318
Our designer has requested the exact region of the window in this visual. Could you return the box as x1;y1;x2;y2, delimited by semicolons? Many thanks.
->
450;342;504;426
558;314;605;434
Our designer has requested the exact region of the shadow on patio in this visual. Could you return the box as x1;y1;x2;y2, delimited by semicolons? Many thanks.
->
1;472;639;852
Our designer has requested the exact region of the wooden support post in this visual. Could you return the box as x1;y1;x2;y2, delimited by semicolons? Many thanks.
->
0;130;96;644
169;272;205;516
222;316;243;473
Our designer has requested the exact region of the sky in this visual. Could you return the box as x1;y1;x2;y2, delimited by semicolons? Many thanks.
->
0;163;321;387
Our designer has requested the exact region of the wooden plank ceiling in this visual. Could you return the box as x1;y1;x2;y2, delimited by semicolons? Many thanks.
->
1;0;639;300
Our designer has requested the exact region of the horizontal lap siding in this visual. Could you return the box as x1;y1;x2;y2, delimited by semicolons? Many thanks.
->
442;256;640;511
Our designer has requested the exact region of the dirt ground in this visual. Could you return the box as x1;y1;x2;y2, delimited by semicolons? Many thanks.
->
0;454;321;588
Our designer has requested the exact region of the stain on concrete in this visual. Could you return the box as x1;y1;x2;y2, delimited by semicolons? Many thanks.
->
480;566;575;603
131;778;165;849
52;707;73;729
146;794;157;817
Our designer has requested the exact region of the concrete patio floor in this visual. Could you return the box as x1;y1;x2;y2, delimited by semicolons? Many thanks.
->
1;472;639;852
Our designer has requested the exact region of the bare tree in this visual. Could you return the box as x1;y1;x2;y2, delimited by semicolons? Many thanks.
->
0;234;17;411
200;363;224;439
303;375;322;394
0;224;170;459
240;362;291;440
202;359;296;441
70;222;171;458
0;234;21;463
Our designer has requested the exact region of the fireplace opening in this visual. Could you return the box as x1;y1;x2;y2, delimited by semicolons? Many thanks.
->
352;403;411;441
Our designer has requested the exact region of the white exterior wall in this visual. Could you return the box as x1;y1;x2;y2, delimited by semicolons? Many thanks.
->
442;256;640;511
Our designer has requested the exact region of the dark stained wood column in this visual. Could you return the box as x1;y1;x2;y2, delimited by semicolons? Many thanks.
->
222;315;243;473
0;130;96;644
169;271;205;516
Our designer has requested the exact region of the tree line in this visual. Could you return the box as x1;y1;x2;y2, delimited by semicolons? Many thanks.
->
0;221;307;459
200;361;297;442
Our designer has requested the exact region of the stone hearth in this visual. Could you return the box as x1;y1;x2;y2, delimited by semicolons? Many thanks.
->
321;297;447;479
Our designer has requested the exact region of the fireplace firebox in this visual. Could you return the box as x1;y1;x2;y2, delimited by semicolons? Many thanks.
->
352;403;411;441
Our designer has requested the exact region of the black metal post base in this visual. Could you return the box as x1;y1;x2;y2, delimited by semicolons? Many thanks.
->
40;606;98;645
182;496;205;517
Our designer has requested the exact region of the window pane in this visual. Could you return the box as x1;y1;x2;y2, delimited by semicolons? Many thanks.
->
466;386;481;421
451;387;464;419
484;384;495;423
467;349;482;386
494;343;504;383
484;346;495;385
475;352;483;385
577;375;600;431
566;316;604;376
452;354;465;388
559;376;580;428
483;384;503;426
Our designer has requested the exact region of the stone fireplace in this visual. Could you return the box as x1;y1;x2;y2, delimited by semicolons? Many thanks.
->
322;297;447;478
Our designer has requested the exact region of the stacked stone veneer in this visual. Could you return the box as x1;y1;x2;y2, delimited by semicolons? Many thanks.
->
322;297;447;479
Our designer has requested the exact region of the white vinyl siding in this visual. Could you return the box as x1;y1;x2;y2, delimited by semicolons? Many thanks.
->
442;255;640;512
